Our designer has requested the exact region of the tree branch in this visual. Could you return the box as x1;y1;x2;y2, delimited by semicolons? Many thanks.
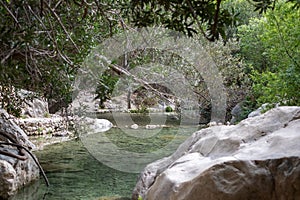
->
272;13;300;68
186;0;210;40
0;149;27;160
1;48;17;64
109;63;174;104
0;1;20;27
43;0;80;53
0;142;50;187
211;0;222;41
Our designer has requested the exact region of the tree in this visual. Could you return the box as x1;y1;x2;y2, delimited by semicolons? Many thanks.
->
119;0;234;41
1;0;297;116
118;0;299;41
238;0;300;106
0;0;119;114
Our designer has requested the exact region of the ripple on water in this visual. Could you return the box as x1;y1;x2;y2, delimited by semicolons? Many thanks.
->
11;125;199;200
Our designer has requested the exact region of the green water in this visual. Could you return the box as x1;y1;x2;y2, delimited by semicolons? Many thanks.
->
11;114;200;200
10;138;135;200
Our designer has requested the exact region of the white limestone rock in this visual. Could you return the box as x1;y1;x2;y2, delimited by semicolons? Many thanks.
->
0;109;40;199
132;106;300;200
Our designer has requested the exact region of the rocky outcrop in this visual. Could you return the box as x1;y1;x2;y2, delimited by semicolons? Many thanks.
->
230;102;243;124
0;109;40;199
0;110;35;149
132;106;300;200
80;117;113;133
247;103;269;118
74;117;113;139
17;89;49;118
16;115;73;136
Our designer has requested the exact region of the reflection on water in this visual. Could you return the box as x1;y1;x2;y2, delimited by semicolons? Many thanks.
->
96;112;182;127
81;127;198;173
11;113;200;200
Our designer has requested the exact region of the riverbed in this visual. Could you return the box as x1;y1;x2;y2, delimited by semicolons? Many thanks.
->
10;113;201;200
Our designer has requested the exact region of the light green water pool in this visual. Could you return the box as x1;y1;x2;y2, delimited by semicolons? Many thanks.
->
11;114;200;200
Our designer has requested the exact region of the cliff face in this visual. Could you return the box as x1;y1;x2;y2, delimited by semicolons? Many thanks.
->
133;106;300;200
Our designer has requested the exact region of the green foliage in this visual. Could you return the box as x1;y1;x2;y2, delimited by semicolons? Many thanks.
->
138;195;143;200
119;0;298;41
201;38;252;120
0;0;120;113
95;72;119;108
43;112;51;118
240;95;258;121
251;0;300;13
222;0;262;41
165;106;173;112
120;0;236;41
239;1;300;106
0;86;22;117
129;107;149;114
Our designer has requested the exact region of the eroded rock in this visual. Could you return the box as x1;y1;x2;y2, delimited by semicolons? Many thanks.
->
0;109;40;199
17;89;49;118
132;106;300;200
16;115;72;136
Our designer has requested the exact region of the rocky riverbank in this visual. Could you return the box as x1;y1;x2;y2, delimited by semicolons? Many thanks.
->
133;106;300;200
0;92;75;198
0;109;40;199
16;115;75;151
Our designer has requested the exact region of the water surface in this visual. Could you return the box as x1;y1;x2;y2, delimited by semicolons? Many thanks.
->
11;138;136;200
11;113;200;200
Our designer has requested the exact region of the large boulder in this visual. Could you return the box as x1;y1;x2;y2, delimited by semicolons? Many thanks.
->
132;106;300;200
0;109;40;199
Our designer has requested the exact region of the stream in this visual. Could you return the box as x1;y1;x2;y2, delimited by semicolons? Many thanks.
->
10;113;200;200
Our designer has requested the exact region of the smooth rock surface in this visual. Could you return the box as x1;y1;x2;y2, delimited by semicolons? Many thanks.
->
0;109;40;199
130;124;139;129
77;117;113;134
132;106;300;200
0;109;35;149
230;102;243;124
247;103;269;118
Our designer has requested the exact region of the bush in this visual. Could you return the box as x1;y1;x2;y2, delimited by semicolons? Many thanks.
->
239;2;300;107
165;106;173;112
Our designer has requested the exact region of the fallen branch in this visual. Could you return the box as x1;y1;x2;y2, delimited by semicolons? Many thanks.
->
0;149;27;160
110;63;174;104
0;130;49;187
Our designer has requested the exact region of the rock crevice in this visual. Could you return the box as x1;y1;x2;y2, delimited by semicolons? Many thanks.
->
0;109;41;199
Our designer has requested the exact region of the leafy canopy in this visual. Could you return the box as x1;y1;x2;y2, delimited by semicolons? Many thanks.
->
239;1;300;106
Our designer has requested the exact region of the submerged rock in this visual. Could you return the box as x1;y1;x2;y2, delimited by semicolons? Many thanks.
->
131;124;139;129
77;117;113;134
132;106;300;200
